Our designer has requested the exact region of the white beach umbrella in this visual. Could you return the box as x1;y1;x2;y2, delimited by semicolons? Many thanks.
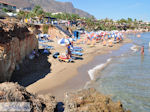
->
68;38;73;42
58;38;70;46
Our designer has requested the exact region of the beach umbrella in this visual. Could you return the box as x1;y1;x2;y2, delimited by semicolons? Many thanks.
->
87;33;91;38
43;34;50;38
38;34;50;38
68;38;73;42
58;38;70;46
90;33;95;37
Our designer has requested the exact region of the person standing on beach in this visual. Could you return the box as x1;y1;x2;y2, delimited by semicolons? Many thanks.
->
67;44;71;58
141;46;144;55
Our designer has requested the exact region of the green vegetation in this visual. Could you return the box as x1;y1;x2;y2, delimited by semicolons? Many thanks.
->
84;18;149;31
17;5;150;31
17;5;44;20
2;8;8;12
17;10;26;20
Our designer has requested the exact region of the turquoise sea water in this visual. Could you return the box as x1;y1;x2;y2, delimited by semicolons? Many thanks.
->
89;32;150;112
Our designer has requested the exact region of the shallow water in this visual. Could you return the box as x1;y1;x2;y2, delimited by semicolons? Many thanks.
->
88;32;150;112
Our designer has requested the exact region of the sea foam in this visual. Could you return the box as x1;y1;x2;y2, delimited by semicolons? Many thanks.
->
88;58;112;80
130;45;138;52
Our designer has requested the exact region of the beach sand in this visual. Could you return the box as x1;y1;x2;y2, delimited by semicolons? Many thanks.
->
26;36;132;101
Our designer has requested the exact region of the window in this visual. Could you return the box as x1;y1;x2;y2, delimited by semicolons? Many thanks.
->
13;6;16;9
3;3;8;7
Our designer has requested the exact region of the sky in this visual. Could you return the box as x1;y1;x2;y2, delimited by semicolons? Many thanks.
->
56;0;150;21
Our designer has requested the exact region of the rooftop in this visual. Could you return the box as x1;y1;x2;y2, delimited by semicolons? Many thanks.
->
0;1;16;7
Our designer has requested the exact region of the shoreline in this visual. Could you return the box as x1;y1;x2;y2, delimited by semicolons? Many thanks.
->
26;37;132;101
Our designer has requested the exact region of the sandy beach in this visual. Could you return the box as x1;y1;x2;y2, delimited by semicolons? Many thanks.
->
25;35;132;101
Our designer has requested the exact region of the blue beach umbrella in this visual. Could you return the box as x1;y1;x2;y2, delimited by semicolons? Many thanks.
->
58;38;70;46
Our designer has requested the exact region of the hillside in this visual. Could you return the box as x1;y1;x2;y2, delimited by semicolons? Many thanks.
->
0;0;93;18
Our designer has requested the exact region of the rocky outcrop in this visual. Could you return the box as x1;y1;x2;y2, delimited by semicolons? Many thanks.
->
64;88;130;112
0;82;56;112
0;82;130;112
0;20;38;82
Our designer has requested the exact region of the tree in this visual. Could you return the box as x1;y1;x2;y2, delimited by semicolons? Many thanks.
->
71;14;80;21
26;12;36;18
33;5;41;14
45;12;52;17
17;10;26;20
32;5;45;17
118;18;127;24
2;8;8;12
127;18;133;23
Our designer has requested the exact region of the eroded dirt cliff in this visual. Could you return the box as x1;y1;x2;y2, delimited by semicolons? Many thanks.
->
0;20;38;82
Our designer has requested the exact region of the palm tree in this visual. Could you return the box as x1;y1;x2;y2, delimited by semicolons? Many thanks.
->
17;10;27;22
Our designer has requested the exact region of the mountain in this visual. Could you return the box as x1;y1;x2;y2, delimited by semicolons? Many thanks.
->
0;0;93;18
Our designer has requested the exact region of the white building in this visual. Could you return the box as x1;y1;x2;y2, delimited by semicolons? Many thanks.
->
51;12;63;15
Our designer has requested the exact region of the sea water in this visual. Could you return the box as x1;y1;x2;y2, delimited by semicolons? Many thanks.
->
87;32;150;112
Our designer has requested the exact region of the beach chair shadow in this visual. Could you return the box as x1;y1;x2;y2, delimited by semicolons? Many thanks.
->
10;49;51;87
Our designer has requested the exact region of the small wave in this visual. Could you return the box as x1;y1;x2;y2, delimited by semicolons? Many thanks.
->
121;54;124;56
130;45;138;52
88;58;112;80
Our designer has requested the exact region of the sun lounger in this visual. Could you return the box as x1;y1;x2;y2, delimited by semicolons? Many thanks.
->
38;39;48;43
45;46;54;49
89;44;95;47
108;40;113;47
71;51;83;56
113;40;117;44
87;40;91;45
39;44;54;50
73;47;82;49
102;40;107;46
72;47;83;51
73;49;83;52
116;40;120;43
